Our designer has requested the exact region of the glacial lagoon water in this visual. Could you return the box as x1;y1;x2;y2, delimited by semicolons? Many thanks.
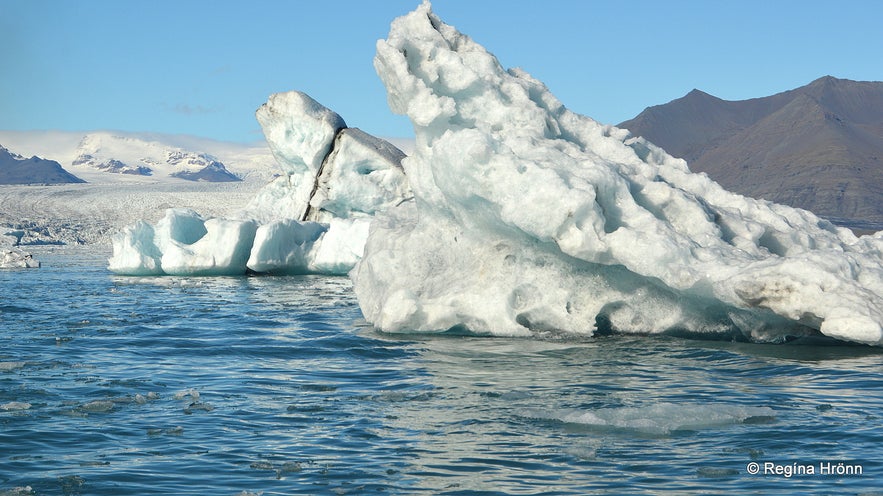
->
2;246;883;495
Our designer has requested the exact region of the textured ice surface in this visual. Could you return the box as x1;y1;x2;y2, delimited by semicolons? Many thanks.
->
306;128;409;222
352;1;883;345
109;208;257;276
253;91;347;221
247;93;408;224
244;218;369;275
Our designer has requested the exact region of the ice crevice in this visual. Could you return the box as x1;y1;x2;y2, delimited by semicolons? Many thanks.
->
301;127;343;222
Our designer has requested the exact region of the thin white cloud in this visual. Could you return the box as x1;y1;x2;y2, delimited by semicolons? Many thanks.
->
162;103;222;116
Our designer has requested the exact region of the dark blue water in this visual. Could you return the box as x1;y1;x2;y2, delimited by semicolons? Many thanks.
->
2;246;882;495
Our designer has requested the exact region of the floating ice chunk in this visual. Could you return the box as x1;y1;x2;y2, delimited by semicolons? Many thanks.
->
1;232;39;269
109;209;256;276
0;361;26;372
174;388;200;401
161;217;257;276
521;403;776;435
0;250;40;269
0;401;31;411
353;1;883;345
183;401;214;414
111;91;408;276
108;220;163;275
246;218;370;275
79;400;115;413
247;219;328;274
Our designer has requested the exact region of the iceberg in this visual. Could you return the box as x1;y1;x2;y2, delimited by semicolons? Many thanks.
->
352;1;883;345
1;231;40;269
244;217;370;275
1;249;40;269
109;92;410;276
247;91;409;224
109;208;256;276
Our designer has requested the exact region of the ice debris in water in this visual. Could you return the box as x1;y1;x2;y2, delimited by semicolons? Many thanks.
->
1;232;39;269
520;403;776;435
78;400;115;413
173;388;200;401
109;91;410;276
0;361;26;372
0;401;31;411
0;486;34;496
351;1;883;346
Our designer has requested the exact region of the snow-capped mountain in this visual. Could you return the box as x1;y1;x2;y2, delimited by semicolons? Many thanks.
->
0;130;279;184
69;132;239;182
0;130;282;245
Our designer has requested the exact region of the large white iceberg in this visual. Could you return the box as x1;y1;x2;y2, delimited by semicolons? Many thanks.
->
109;92;409;276
352;1;883;345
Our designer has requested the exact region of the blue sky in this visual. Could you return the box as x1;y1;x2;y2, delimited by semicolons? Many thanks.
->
2;0;881;143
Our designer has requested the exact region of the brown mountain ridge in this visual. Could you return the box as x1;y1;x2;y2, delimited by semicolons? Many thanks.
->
619;76;883;224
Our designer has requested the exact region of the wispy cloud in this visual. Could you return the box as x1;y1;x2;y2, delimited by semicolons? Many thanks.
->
162;103;222;116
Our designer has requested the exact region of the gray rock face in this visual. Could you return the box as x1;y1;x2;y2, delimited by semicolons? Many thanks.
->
0;145;85;185
619;76;883;223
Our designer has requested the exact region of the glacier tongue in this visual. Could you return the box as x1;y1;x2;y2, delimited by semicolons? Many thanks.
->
353;1;883;345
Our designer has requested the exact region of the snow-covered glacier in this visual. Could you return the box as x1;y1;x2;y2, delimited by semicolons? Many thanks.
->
108;91;409;276
351;1;883;345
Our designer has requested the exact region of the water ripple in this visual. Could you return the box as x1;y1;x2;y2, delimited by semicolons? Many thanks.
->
1;247;882;494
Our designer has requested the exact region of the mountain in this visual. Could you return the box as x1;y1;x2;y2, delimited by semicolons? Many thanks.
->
0;145;85;184
619;76;883;223
70;133;240;182
0;130;279;184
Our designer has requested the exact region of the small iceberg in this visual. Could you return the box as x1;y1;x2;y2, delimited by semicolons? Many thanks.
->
1;231;39;268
